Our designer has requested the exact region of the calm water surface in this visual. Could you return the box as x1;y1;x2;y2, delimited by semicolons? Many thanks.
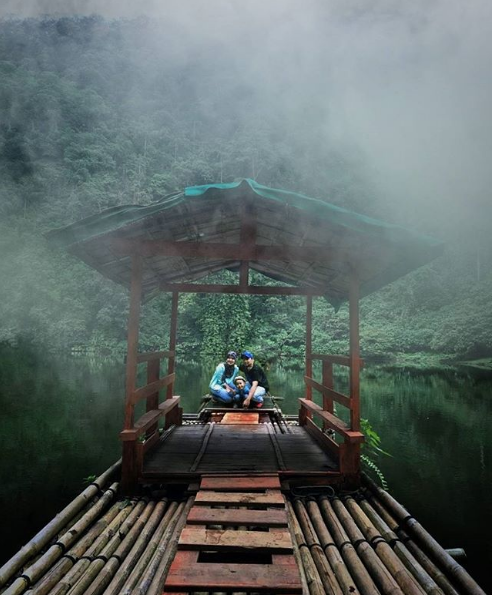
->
0;348;490;590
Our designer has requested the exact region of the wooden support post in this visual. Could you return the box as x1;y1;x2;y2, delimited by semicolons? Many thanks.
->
167;291;179;400
146;358;160;437
305;295;313;401
322;360;334;429
124;254;143;429
122;254;143;493
349;274;360;432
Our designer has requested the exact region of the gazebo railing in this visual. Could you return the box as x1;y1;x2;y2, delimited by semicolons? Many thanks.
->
300;354;364;483
120;350;182;491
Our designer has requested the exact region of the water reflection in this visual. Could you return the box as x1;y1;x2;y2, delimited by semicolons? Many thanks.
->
0;348;490;591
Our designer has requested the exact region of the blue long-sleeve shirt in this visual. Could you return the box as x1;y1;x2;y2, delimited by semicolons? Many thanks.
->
209;363;239;390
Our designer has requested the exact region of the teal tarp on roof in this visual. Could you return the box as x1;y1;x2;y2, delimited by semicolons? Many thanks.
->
46;178;444;303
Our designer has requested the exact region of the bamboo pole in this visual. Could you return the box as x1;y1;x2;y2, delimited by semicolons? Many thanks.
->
366;496;460;595
65;500;155;595
110;502;179;595
343;497;426;595
0;461;121;589
28;502;124;595
362;475;486;595
293;499;349;595
286;501;328;595
306;498;379;595
331;498;403;595
316;497;380;595
2;483;119;595
138;497;195;595
359;499;445;595
166;291;179;400
80;500;167;595
46;500;142;595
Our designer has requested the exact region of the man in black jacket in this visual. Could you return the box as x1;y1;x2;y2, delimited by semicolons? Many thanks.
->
239;351;269;408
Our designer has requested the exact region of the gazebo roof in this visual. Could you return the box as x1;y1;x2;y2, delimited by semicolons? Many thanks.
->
46;178;443;305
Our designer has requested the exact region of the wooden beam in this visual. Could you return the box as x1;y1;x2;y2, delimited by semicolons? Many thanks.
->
167;291;179;399
305;295;313;401
308;354;364;369
349;274;360;432
303;376;351;408
299;398;364;443
160;282;325;296
113;238;335;263
131;373;176;404
124;254;143;430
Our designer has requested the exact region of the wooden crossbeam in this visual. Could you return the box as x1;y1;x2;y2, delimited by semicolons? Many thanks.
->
200;475;281;490
299;398;364;443
179;527;293;553
187;507;288;527
194;490;285;507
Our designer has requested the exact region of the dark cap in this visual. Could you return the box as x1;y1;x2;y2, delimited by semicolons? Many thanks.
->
241;350;254;359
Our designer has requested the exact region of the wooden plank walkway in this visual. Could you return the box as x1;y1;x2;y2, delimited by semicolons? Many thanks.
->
164;474;303;594
143;422;339;479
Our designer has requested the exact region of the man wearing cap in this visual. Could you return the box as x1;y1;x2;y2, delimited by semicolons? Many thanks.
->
239;351;269;408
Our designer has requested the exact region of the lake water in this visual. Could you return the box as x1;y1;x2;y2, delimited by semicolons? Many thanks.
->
0;346;490;591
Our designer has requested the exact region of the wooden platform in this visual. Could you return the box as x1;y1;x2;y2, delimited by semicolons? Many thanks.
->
143;422;339;480
164;474;303;593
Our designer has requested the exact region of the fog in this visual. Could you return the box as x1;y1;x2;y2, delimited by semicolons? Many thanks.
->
1;0;490;236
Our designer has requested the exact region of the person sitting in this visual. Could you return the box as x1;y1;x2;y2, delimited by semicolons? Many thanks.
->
208;350;239;405
232;375;254;407
239;350;269;409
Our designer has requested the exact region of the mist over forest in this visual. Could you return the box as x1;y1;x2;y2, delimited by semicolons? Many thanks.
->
0;1;490;363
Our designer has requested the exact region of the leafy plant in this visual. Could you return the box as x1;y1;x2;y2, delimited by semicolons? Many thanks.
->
360;418;391;490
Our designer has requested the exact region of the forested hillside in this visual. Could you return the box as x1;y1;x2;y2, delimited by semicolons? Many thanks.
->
0;16;490;364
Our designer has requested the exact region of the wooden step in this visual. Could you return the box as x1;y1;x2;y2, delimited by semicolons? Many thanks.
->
165;551;302;593
201;474;281;491
221;412;260;424
179;527;293;553
194;489;285;507
187;506;288;527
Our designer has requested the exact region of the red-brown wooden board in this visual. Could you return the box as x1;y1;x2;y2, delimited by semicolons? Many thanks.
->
165;555;302;593
200;474;281;491
194;490;285;507
187;506;288;527
221;412;260;424
179;527;293;553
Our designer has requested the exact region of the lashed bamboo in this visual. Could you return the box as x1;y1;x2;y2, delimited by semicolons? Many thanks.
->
28;501;125;595
331;498;403;595
293;499;348;595
316;497;380;595
110;502;178;595
366;495;460;595
363;475;486;595
64;500;155;595
139;496;195;595
80;499;169;595
285;500;311;595
358;498;444;595
0;460;121;589
286;501;327;595
343;497;426;595
46;500;142;595
305;498;379;595
2;483;119;595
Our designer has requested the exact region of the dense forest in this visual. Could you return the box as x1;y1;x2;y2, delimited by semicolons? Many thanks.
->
0;15;490;365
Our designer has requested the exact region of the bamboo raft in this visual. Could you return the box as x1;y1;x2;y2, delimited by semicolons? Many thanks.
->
0;420;485;595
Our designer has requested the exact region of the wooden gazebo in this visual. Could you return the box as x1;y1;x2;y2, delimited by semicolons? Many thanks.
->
47;178;443;493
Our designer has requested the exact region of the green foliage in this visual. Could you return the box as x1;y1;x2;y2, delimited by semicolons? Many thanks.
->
0;16;489;362
360;418;391;490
